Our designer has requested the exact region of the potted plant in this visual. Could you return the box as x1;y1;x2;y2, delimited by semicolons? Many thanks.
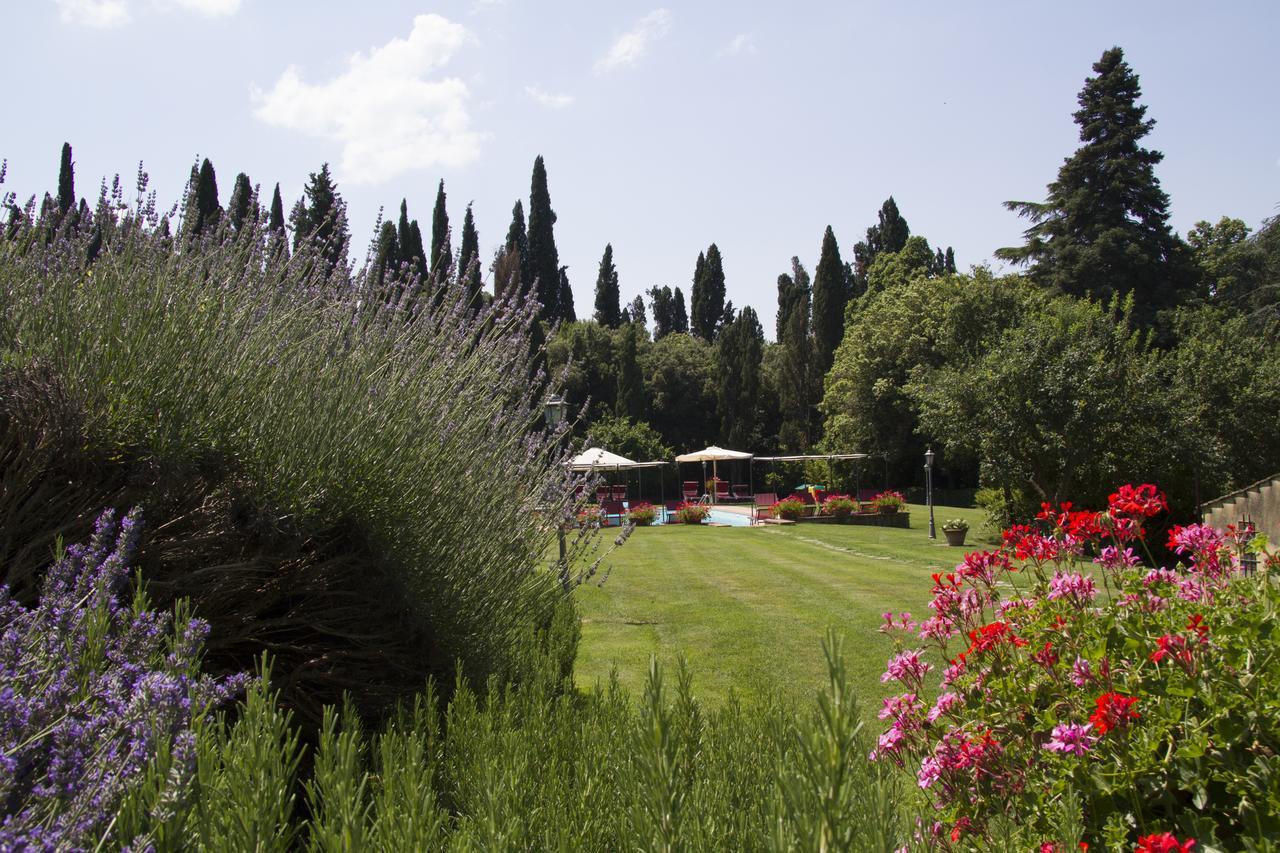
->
774;497;807;521
673;501;710;525
871;490;906;514
821;494;858;522
576;505;603;527
627;502;658;526
942;517;969;546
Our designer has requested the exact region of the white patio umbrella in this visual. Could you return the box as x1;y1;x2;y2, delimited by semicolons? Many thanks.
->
568;447;638;471
674;445;754;497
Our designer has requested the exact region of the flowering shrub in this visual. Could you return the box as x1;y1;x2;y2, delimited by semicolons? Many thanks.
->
673;502;710;524
774;497;808;520
821;494;859;520
874;483;1280;848
0;509;248;849
872;490;907;512
577;505;604;527
627;502;658;526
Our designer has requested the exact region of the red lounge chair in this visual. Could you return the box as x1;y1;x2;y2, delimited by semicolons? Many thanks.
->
601;500;626;526
713;481;730;502
752;492;778;521
611;485;628;502
730;483;752;502
595;486;610;503
682;481;699;501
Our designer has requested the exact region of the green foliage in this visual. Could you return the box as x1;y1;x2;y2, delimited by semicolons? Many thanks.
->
546;320;623;421
57;141;75;216
268;184;285;239
777;258;816;450
456;203;481;305
187;157;221;240
864;235;937;294
852;196;910;292
674;502;710;524
289;163;350;277
627;502;659;526
940;517;968;532
641;333;718;452
820;495;857;519
429;178;451;286
716;306;764;449
593;243;622;328
773;497;807;520
226;172;255;234
615;322;645;420
588;414;671;463
996;47;1194;330
811;225;848;378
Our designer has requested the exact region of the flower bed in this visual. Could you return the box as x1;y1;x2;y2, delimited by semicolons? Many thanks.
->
871;490;907;513
874;483;1280;848
773;497;808;520
673;501;710;524
627;502;658;526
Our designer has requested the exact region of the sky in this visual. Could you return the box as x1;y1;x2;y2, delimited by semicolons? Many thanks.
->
6;1;1279;337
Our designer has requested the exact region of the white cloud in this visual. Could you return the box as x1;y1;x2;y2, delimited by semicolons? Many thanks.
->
717;33;756;58
155;0;242;15
53;0;130;28
595;8;671;73
251;14;485;185
525;85;574;109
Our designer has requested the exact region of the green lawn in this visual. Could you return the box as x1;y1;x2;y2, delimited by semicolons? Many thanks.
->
573;503;990;715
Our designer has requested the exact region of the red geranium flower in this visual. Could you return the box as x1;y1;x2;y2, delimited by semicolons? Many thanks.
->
1089;692;1140;734
1134;832;1194;853
1108;483;1168;518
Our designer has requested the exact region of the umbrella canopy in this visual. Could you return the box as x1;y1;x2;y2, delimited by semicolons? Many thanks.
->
569;447;638;471
674;445;753;463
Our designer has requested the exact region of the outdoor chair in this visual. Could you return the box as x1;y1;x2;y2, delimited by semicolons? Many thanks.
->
595;486;610;504
730;483;752;501
713;481;730;502
611;485;628;502
682;481;699;501
752;492;778;521
601;500;626;526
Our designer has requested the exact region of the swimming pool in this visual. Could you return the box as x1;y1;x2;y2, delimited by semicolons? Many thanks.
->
655;507;755;527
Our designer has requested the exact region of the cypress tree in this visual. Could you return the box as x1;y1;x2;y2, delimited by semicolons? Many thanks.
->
594;243;622;327
457;203;482;304
691;243;726;340
559;267;576;322
372;220;401;292
852;197;910;290
615;322;645;420
501;200;531;301
627;294;647;329
430;179;451;285
396;200;415;271
268;183;286;236
189;158;221;239
226;172;255;234
716;305;764;448
995;46;1193;326
811;225;848;376
945;247;956;274
527;156;562;322
57;142;75;218
672;287;689;334
777;258;814;450
648;286;673;339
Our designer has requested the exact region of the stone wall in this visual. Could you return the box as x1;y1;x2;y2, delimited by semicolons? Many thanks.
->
1200;474;1280;550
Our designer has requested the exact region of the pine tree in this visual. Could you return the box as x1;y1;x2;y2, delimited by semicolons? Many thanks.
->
811;225;848;377
57;142;75;218
852;197;910;291
526;156;562;322
226;172;255;234
559;267;576;322
615;322;645;420
457;203;481;304
189;158;221;239
498;200;531;301
627;295;646;328
648;286;674;339
593;243;622;327
672;287;689;333
289;163;349;276
995;46;1193;326
691;243;726;340
430;179;451;285
716;306;764;448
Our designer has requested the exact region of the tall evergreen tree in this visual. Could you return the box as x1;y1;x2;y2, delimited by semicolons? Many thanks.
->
289;163;350;276
616;322;645;420
526;156;563;321
811;225;849;377
776;266;808;344
691;243;726;340
371;220;401;292
226;172;255;234
396;200;421;277
648;286;674;339
500;199;531;300
57;142;75;218
852;197;910;291
778;258;815;450
672;286;689;334
430;179;451;285
995;46;1193;326
593;243;622;327
625;294;647;328
559;267;576;322
268;183;286;237
457;203;482;304
716;306;764;448
189;158;221;239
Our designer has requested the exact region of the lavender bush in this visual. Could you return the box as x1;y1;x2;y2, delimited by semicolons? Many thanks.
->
0;508;247;849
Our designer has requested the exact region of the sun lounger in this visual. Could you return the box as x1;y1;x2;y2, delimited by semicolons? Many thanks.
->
595;486;610;504
713;481;730;502
600;500;626;526
610;485;628;502
752;492;778;521
730;483;752;502
682;481;699;501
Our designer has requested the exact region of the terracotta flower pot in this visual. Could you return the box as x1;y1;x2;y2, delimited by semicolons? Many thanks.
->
944;528;968;547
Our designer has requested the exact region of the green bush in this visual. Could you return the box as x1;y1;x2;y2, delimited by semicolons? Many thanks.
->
0;212;591;719
774;497;808;520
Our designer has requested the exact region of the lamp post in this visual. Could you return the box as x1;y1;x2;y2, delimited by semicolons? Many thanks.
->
544;394;569;588
924;447;936;539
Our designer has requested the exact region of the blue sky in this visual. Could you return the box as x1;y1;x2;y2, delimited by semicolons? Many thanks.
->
6;1;1279;335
